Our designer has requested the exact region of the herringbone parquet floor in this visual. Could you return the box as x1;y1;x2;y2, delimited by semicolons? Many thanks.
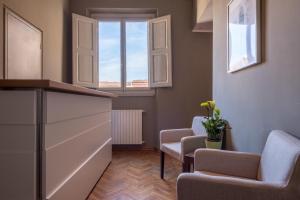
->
88;150;181;200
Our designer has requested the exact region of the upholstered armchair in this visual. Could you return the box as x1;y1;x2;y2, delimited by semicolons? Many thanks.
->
160;116;207;179
177;130;300;200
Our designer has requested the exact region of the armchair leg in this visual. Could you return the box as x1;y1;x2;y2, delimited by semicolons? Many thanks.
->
160;151;165;179
183;157;191;173
182;162;188;172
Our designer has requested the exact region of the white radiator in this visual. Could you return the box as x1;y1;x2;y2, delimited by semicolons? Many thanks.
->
111;110;143;144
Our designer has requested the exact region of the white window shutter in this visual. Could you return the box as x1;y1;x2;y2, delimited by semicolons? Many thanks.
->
149;15;172;88
72;13;98;88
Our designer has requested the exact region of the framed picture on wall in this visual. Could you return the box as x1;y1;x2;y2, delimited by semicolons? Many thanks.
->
227;0;261;73
5;7;43;79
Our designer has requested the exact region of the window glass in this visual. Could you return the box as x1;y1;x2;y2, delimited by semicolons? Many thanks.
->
125;21;149;88
99;21;121;88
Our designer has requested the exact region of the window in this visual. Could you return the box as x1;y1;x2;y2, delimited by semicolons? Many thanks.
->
98;19;149;90
72;12;172;96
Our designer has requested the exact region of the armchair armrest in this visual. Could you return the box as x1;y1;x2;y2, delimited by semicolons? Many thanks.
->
177;173;284;200
181;136;206;159
194;149;261;179
160;128;193;146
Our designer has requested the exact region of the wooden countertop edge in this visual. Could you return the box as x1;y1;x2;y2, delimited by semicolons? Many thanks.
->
0;80;117;98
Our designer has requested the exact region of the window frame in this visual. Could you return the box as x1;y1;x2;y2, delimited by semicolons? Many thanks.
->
92;12;156;96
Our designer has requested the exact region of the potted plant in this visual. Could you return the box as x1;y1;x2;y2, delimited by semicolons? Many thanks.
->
200;100;226;149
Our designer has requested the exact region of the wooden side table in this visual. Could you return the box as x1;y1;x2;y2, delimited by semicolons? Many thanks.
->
183;152;195;172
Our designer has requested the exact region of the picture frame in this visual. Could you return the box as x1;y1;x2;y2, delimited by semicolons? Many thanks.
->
227;0;261;73
4;7;43;79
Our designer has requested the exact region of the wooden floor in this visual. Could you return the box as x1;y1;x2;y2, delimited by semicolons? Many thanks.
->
88;150;181;200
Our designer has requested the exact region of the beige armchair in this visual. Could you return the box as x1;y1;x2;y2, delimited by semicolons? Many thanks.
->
160;116;207;179
177;130;300;200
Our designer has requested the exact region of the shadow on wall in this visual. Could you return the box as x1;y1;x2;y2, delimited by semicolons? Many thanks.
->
222;122;234;150
224;126;234;150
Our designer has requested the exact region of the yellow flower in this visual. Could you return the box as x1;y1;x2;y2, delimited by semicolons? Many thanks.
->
200;102;209;107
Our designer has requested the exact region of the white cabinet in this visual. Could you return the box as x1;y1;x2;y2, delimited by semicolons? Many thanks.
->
0;82;113;200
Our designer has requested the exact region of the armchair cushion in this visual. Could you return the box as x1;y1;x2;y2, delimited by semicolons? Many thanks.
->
160;128;193;146
161;142;181;160
161;136;207;162
194;149;261;179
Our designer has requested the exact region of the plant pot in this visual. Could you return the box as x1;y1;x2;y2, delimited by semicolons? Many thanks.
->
205;139;222;149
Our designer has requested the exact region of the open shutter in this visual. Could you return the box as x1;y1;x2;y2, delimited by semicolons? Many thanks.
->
149;15;172;88
72;13;98;88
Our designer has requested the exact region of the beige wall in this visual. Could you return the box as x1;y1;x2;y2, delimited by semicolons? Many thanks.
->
213;0;300;153
71;0;212;148
0;0;70;82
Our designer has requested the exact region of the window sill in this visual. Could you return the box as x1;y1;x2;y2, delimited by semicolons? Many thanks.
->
96;89;156;97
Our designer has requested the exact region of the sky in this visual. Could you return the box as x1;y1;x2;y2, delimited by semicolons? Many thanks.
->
99;21;149;83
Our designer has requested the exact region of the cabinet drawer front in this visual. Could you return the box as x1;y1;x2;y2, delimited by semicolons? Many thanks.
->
43;91;112;199
45;112;111;149
45;121;111;194
45;92;112;124
46;139;112;200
